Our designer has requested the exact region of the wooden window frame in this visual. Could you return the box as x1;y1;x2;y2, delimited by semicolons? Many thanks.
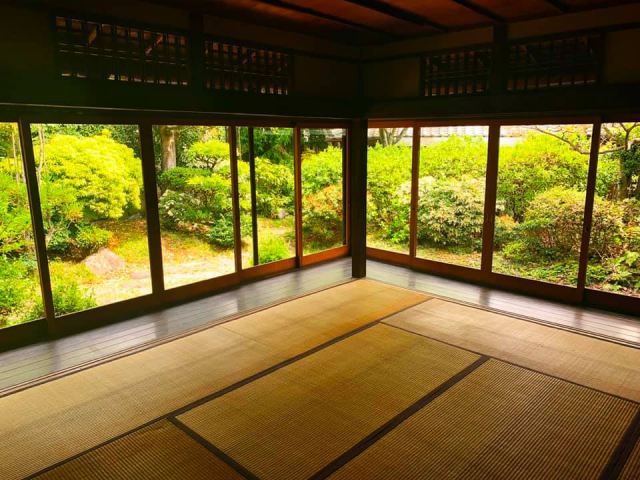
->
367;116;640;315
0;111;350;350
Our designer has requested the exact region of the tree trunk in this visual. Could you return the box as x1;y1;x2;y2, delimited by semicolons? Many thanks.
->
159;125;177;171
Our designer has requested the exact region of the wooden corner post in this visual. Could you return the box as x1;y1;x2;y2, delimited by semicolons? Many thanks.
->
350;118;368;278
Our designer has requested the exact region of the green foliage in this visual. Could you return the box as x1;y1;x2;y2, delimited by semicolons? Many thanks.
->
75;225;112;255
50;279;97;316
515;188;624;260
416;176;485;248
497;133;589;221
185;139;230;169
420;135;487;179
158;162;236;247
255;157;294;217
303;184;343;247
258;234;290;264
0;256;37;321
0;172;32;255
37;132;143;220
366;144;412;241
157;167;204;193
301;146;343;195
248;128;294;165
208;216;235;248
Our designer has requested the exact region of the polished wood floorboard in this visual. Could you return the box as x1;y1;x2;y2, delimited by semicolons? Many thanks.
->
0;258;638;392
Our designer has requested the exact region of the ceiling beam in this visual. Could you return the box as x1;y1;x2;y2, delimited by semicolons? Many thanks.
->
542;0;571;13
450;0;504;23
342;0;448;32
254;0;397;38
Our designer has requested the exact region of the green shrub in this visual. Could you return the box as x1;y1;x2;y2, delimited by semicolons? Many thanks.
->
301;147;343;195
208;216;235;248
75;225;112;255
157;167;204;192
518;188;624;260
302;184;343;247
254;157;294;217
416;176;485;248
50;280;97;316
185;139;229;169
497;132;589;221
367;145;412;236
420;135;488;179
494;215;518;250
37;132;143;220
258;234;290;264
47;228;73;255
0;173;33;255
0;257;34;317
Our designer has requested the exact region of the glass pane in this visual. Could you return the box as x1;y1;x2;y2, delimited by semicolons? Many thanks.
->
301;128;346;255
492;124;592;286
253;127;295;264
0;123;43;327
366;127;413;254
416;126;489;268
33;123;152;316
154;125;236;289
586;122;640;296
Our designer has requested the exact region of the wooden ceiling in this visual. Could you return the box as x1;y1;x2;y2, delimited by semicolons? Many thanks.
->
147;0;640;44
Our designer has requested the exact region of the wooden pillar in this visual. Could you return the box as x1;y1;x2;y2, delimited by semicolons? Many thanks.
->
139;122;165;295
18;119;56;335
577;121;602;293
229;127;243;273
294;127;304;266
481;124;500;272
350;118;368;278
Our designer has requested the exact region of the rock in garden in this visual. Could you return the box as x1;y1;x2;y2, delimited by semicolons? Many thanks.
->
84;248;126;275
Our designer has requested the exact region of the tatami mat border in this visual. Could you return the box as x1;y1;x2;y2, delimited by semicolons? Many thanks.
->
25;296;433;478
307;356;491;479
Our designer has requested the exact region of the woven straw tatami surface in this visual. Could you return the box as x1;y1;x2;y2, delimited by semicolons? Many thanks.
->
385;298;640;401
36;420;243;480
0;279;427;480
331;359;638;480
178;324;479;480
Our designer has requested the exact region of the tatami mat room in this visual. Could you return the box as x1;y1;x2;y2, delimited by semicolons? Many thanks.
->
3;1;640;479
1;274;639;479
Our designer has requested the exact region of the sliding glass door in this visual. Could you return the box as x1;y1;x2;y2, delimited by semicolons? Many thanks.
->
416;126;489;268
366;127;413;254
0;123;43;328
586;122;640;297
492;124;592;286
301;128;347;255
32;123;152;316
153;124;236;289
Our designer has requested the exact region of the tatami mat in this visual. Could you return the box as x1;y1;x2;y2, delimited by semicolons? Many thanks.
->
331;359;638;480
178;324;479;480
621;438;640;480
385;298;640;401
35;420;242;480
0;279;427;480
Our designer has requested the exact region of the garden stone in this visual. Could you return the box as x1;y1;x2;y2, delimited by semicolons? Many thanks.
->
84;248;126;275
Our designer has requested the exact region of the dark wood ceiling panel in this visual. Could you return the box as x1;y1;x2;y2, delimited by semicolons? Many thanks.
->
471;0;558;19
384;0;494;27
122;0;640;45
562;0;638;7
146;0;391;44
282;0;436;36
